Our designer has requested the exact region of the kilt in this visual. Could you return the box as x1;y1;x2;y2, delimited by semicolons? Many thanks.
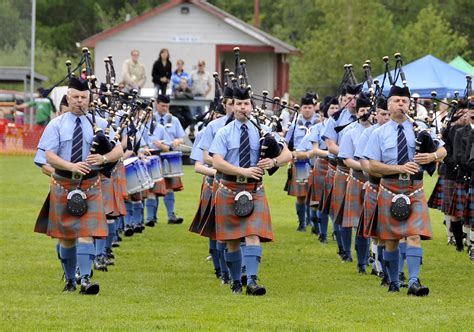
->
447;182;466;218
442;179;457;214
310;157;329;205
165;176;184;192
463;186;473;226
215;179;273;242
361;181;379;239
427;175;444;211
331;166;350;225
342;172;366;228
34;173;108;240
285;161;309;197
376;178;432;241
152;178;168;196
199;174;221;240
116;161;128;199
189;176;213;234
321;163;336;216
101;175;115;216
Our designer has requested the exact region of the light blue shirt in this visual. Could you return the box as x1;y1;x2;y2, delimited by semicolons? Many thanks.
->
285;114;318;149
34;148;47;167
190;130;205;163
198;115;229;151
155;112;185;140
354;124;379;160
210;119;261;167
145;123;172;150
37;112;108;163
307;120;328;150
339;123;368;160
364;119;444;164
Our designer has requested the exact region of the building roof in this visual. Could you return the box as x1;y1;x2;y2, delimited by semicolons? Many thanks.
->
81;0;298;55
0;67;47;84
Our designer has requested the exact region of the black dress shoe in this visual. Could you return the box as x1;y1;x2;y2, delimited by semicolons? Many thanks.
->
246;276;266;296
221;272;230;285
231;280;242;294
145;220;156;227
111;241;120;248
370;268;378;276
214;268;222;279
311;225;320;236
407;279;429;297
399;272;408;288
388;282;400;293
80;276;100;295
134;225;143;233
105;248;114;259
380;276;389;287
124;226;134;237
319;237;328;244
358;265;367;274
168;215;184;224
296;223;306;232
241;274;248;285
341;255;353;263
94;256;108;272
63;279;77;293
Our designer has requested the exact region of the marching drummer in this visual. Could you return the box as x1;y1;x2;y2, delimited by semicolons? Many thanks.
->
153;94;186;224
209;86;291;295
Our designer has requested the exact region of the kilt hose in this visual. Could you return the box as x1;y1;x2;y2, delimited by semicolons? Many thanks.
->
442;179;457;215
34;173;108;240
376;178;432;241
285;160;309;197
321;163;336;216
447;182;467;219
427;175;444;211
189;176;214;234
332;166;350;225
309;157;329;206
465;186;473;226
152;178;168;196
361;181;379;239
101;165;127;217
215;179;273;242
199;174;222;240
165;176;184;192
342;172;366;228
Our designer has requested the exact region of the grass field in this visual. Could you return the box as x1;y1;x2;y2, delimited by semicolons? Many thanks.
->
0;155;472;331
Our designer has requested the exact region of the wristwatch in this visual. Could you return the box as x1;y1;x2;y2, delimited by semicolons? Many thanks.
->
102;155;108;164
273;158;278;167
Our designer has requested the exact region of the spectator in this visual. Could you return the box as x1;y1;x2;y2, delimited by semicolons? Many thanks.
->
152;48;172;96
15;87;56;125
121;49;146;93
170;59;190;93
190;60;213;118
171;78;194;131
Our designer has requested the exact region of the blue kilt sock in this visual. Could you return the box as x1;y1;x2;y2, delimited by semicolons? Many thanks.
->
132;202;142;226
311;208;319;230
406;246;423;287
77;242;95;279
138;202;144;225
95;239;106;257
105;222;116;250
59;245;76;281
244;245;262;285
341;227;353;258
124;202;133;226
377;245;388;277
383;248;400;288
305;203;311;225
333;222;344;252
209;240;220;271
116;216;124;232
317;210;329;239
399;242;407;274
216;241;229;274
296;202;305;223
355;235;369;269
240;242;247;274
224;249;242;282
145;198;157;222
164;192;175;219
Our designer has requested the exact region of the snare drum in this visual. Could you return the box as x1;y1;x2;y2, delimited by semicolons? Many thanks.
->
145;156;163;182
295;159;311;183
160;151;184;178
139;158;154;190
124;157;154;194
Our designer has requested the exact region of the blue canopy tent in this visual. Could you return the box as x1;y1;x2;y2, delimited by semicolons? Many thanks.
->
373;54;468;98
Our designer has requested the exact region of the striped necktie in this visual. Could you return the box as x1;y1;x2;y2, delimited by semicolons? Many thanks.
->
305;121;311;128
239;124;250;168
397;124;409;165
160;117;164;126
71;117;83;163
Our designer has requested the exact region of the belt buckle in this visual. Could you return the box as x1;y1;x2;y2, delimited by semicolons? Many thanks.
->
399;173;410;181
236;176;248;184
72;173;83;181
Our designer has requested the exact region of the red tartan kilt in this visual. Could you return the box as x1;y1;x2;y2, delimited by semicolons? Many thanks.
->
199;177;220;239
189;177;213;234
376;178;432;241
321;163;336;216
100;175;115;216
427;175;444;211
286;162;309;197
342;176;365;228
332;167;349;225
464;187;473;226
116;161;128;199
165;176;184;192
447;182;466;218
152;179;168;196
310;158;329;204
363;183;379;238
442;179;456;214
35;174;108;240
214;180;273;242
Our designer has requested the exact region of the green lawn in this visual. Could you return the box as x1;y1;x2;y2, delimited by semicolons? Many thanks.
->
0;155;472;331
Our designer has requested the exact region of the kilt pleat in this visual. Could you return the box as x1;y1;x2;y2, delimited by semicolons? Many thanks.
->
442;179;456;214
286;161;309;197
310;158;329;205
332;167;349;225
376;178;432;241
152;178;168;196
321;163;336;216
165;176;184;192
362;182;379;239
427;175;444;211
189;177;213;234
199;176;221;240
447;182;467;218
214;180;273;242
342;175;365;228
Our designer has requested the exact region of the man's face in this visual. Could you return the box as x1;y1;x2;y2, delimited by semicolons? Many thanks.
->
469;108;474;124
67;89;90;116
376;109;390;125
198;62;205;72
233;99;252;122
346;93;357;112
328;104;339;117
300;104;315;120
156;102;169;116
224;99;234;114
179;79;188;90
357;106;370;120
388;96;410;117
131;52;139;63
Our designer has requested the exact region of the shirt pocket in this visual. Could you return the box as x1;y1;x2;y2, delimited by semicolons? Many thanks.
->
58;133;73;157
380;139;397;164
